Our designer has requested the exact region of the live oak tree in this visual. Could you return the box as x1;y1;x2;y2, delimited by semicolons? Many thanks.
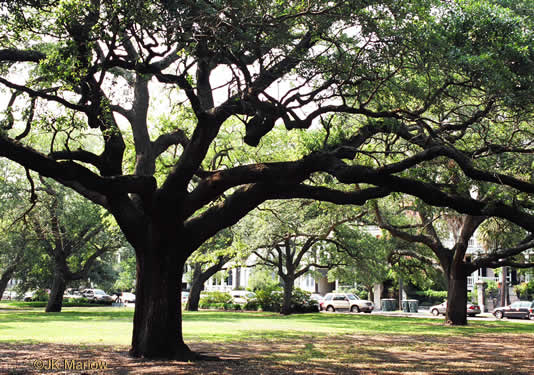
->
2;0;534;358
185;228;236;311
243;200;357;315
328;224;393;299
0;162;39;299
328;221;442;301
373;199;534;325
0;222;30;301
29;179;124;312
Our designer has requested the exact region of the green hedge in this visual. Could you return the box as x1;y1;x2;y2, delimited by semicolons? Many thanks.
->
243;287;319;313
199;301;241;310
3;300;113;308
199;291;233;305
514;281;534;300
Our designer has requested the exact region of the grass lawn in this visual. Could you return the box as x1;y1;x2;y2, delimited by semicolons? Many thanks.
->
1;303;533;374
0;304;532;345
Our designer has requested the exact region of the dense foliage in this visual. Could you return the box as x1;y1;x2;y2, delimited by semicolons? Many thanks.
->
1;0;534;357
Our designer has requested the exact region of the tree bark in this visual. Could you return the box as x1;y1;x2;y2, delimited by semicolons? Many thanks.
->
281;277;295;315
445;264;468;325
186;257;229;312
0;266;16;301
129;244;192;359
46;272;67;312
187;264;203;311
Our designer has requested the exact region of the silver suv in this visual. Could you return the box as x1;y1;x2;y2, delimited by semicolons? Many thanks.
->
320;293;374;313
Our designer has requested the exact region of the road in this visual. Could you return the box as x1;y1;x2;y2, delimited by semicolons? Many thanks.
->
322;308;534;323
372;308;534;323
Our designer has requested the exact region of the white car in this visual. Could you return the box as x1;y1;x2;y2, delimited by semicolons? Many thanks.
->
320;293;374;313
82;289;113;302
230;290;256;305
63;289;83;299
1;291;17;300
114;292;136;303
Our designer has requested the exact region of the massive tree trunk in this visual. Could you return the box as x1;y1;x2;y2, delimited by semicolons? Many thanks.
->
45;272;67;313
281;277;295;315
445;264;468;325
129;243;191;359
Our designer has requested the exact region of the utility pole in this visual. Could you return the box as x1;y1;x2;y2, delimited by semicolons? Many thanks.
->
399;277;403;311
500;266;508;307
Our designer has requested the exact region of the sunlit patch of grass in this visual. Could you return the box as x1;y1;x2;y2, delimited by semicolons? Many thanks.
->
0;307;532;347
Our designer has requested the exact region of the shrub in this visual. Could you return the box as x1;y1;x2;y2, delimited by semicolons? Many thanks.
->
246;287;319;313
291;288;311;306
231;303;241;310
415;290;447;305
33;289;49;302
515;281;534;299
199;291;233;305
243;299;259;311
253;286;282;312
198;298;242;310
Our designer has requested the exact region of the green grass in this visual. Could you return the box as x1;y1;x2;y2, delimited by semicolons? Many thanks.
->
0;305;532;346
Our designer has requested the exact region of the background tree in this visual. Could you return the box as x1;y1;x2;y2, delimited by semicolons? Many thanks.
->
373;198;534;325
113;246;137;293
242;200;360;314
1;0;534;358
185;228;238;311
0;226;30;300
0;161;40;299
24;179;125;312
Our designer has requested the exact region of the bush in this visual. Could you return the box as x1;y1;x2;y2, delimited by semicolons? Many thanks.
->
198;297;242;310
515;281;534;299
199;291;233;305
33;289;49;302
223;303;241;310
245;287;318;313
243;299;259;311
415;290;447;305
253;286;282;312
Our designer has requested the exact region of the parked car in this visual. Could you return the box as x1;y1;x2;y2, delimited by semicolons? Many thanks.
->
63;289;83;299
23;291;35;302
429;301;481;317
230;290;256;305
493;301;534;320
81;289;113;302
320;293;374;313
1;291;17;300
113;292;136;303
310;294;324;303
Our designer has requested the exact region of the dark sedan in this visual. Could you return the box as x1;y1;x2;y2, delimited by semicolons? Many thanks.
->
493;301;534;320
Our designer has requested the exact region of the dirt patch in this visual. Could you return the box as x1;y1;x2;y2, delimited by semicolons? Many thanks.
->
1;333;533;375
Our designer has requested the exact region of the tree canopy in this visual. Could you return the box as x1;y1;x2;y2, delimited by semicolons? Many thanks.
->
1;0;534;358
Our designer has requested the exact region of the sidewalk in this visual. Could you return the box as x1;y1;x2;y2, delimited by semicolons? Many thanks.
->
372;308;495;319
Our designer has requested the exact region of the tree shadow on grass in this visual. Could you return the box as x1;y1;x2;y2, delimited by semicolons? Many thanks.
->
1;333;533;374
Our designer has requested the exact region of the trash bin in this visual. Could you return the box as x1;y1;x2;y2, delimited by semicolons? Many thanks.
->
407;299;419;313
381;299;397;311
